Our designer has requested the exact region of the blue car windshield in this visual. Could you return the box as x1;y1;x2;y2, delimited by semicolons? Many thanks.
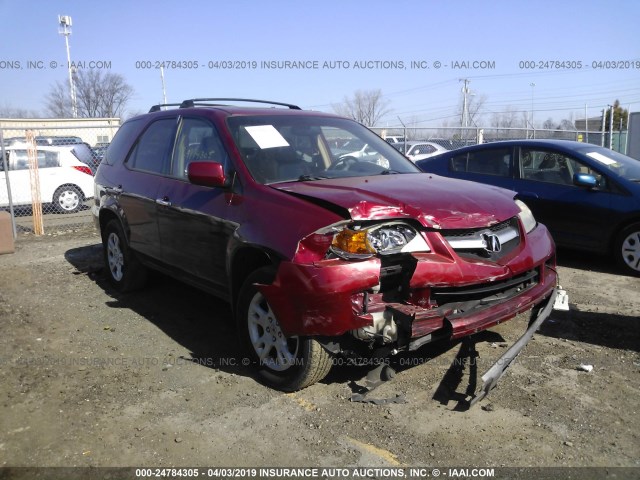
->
578;146;640;181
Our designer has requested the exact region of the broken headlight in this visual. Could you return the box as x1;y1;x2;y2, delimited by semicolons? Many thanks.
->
330;222;430;260
516;199;537;234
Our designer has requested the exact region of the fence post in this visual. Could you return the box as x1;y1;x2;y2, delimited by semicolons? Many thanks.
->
0;128;17;238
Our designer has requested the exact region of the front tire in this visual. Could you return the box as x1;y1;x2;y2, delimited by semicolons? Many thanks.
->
615;222;640;276
102;219;148;292
236;267;333;391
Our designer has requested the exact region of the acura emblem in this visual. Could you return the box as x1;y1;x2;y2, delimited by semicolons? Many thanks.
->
482;233;502;253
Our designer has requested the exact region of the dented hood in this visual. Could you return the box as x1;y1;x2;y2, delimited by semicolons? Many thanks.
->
273;173;519;229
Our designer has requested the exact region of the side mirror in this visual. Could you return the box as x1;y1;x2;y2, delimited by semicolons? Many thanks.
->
187;161;226;188
573;173;597;189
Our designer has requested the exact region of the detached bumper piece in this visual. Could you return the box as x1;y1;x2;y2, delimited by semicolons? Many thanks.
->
469;287;558;407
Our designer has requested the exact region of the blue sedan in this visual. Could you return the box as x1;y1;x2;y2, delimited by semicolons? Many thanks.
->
416;139;640;276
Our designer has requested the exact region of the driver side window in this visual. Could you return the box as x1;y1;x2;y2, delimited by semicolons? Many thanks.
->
171;118;228;180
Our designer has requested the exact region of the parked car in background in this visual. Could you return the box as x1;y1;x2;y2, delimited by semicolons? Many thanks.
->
328;138;389;168
382;135;405;144
1;144;94;213
393;141;448;162
93;98;559;397
416;139;640;276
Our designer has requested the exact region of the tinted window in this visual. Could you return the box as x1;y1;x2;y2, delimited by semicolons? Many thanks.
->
103;118;145;166
127;118;176;174
451;148;510;176
171;117;228;179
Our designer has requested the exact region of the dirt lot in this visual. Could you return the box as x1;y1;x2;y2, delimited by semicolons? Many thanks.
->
0;228;639;474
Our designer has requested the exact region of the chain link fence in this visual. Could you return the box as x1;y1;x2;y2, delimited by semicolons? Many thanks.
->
0;120;629;237
373;126;627;153
1;123;119;236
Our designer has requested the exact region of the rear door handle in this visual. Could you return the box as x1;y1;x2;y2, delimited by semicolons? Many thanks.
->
155;197;172;207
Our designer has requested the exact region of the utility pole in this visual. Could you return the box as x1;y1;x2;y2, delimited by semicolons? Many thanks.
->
530;83;536;138
609;105;614;150
460;79;470;128
58;15;78;118
160;66;168;105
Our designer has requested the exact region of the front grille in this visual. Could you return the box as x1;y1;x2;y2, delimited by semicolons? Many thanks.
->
442;216;520;261
430;268;539;306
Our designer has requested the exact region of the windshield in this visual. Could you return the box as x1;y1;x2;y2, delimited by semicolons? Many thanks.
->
577;145;640;181
226;115;420;184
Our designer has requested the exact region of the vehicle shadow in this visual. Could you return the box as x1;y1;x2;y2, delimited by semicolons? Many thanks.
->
64;243;256;382
541;308;640;353
555;247;620;276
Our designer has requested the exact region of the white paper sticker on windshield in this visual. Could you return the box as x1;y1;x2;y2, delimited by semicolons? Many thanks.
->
244;125;290;149
586;151;617;166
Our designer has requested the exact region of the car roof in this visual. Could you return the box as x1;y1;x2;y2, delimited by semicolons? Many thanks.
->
129;105;344;124
140;98;344;121
445;139;597;153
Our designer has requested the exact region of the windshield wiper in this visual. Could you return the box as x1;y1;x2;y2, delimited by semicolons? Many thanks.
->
380;169;400;175
297;174;328;182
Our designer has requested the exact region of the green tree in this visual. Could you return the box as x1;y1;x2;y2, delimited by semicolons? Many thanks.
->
604;100;628;131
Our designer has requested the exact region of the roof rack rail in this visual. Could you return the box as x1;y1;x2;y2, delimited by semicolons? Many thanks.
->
148;103;184;113
178;98;301;110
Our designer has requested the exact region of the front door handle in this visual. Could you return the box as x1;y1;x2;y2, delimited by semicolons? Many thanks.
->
155;196;172;207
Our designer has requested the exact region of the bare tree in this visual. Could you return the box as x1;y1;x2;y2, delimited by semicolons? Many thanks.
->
458;93;487;127
542;118;556;130
0;103;40;118
333;89;390;127
44;70;134;118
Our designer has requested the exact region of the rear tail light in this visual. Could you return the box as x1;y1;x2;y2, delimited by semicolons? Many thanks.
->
72;165;93;176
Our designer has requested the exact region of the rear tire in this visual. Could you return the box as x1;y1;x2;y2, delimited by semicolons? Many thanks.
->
615;223;640;276
102;220;148;292
236;267;333;391
53;185;82;213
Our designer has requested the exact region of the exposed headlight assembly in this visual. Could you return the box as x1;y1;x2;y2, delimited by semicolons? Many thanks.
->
331;222;430;260
516;199;537;234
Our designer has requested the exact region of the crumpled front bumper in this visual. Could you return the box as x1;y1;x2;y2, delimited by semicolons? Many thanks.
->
470;286;558;406
259;223;556;344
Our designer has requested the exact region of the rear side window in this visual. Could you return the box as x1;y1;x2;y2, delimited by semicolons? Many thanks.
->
451;148;511;177
127;118;176;175
102;118;145;166
8;150;60;170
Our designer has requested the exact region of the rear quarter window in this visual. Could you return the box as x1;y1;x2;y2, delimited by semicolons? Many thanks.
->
451;148;511;176
102;118;146;166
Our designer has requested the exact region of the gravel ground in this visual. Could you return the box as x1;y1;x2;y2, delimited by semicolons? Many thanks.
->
0;229;638;476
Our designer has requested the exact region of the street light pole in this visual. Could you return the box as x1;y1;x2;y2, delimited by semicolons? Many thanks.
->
58;15;78;118
530;82;536;138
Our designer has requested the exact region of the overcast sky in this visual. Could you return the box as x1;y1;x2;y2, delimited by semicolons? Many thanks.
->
1;0;638;127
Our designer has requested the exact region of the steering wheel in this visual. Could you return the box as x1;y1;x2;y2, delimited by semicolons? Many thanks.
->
328;156;358;171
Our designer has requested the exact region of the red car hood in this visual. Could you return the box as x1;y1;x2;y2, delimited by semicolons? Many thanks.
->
272;173;519;229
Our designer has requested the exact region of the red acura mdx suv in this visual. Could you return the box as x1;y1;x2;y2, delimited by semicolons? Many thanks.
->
93;98;559;401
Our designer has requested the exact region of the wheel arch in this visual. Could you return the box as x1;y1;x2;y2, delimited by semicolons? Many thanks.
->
98;208;127;242
609;216;640;251
229;246;280;313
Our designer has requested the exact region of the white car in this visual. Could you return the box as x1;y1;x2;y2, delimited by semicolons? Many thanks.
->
393;141;448;162
1;144;94;213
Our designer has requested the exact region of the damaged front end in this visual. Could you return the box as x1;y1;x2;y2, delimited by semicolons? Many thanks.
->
257;199;558;401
